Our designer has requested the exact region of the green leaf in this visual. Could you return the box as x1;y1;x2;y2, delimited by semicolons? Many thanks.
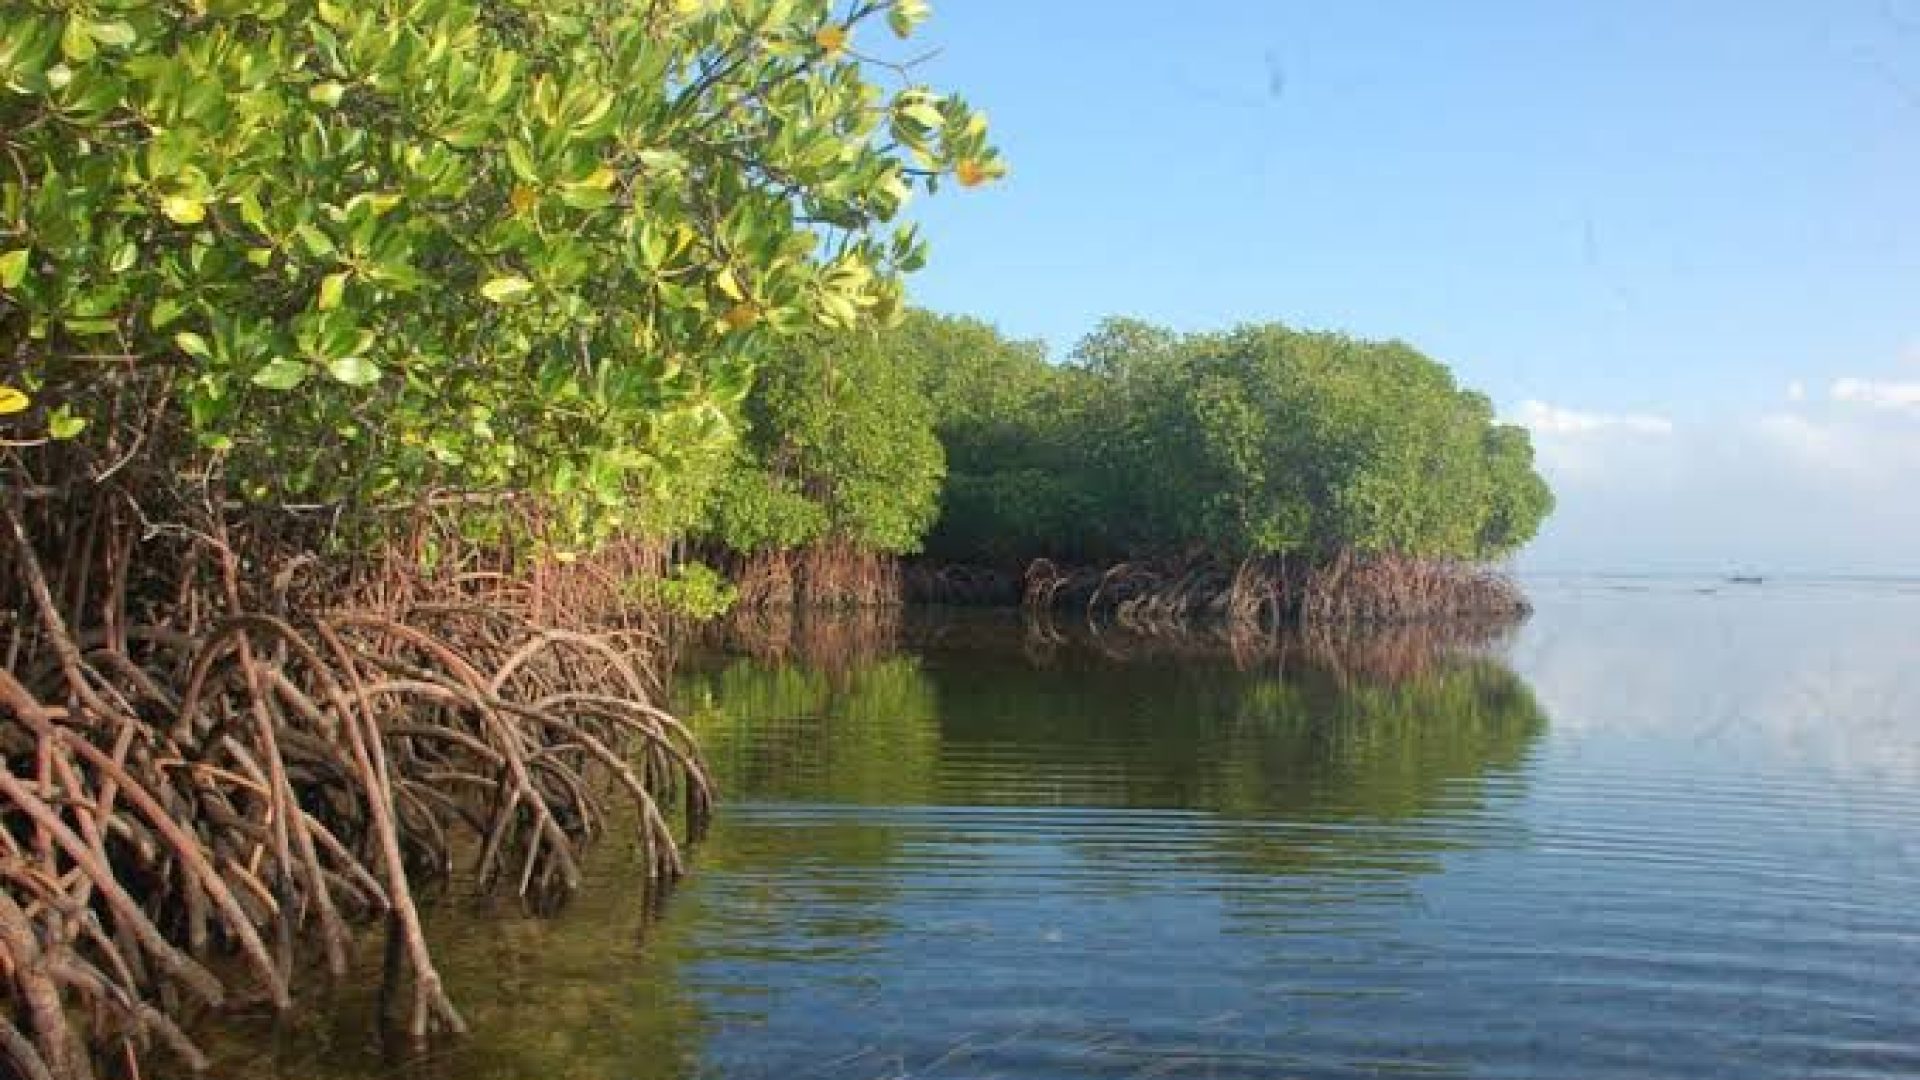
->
558;186;615;210
897;100;944;130
480;275;534;303
317;271;348;311
251;357;310;390
47;405;86;440
174;331;212;358
326;356;381;386
86;20;137;47
889;0;930;37
294;224;335;258
0;249;27;290
505;141;540;184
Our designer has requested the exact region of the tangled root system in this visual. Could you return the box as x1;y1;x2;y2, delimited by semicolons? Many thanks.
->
2;498;711;1080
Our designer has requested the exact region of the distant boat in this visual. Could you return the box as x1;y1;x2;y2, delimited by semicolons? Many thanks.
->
1725;574;1764;585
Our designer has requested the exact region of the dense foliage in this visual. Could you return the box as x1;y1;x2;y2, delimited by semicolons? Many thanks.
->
0;4;1003;1077
705;326;945;556
898;312;1555;567
0;0;1002;545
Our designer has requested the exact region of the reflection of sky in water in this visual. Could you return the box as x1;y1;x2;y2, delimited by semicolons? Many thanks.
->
1513;578;1920;787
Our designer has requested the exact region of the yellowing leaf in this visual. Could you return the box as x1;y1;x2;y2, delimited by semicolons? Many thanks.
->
308;81;346;107
480;275;534;303
61;18;96;62
47;405;86;440
714;266;745;301
173;331;212;358
317;271;349;311
160;196;206;224
0;386;29;416
0;249;27;290
721;302;760;332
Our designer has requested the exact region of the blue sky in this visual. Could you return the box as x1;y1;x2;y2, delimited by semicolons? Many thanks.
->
890;1;1920;572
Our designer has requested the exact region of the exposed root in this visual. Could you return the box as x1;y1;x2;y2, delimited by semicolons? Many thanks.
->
2;499;712;1079
1010;551;1529;635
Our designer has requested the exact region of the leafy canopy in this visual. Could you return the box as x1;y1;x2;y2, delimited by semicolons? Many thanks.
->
0;0;1003;545
705;324;945;555
900;313;1555;564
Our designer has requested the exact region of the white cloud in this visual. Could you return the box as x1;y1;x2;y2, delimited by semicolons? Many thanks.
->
1512;399;1675;437
1513;359;1920;572
1830;377;1920;414
1519;404;1920;573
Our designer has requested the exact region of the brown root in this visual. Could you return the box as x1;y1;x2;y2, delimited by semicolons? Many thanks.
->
2;494;713;1080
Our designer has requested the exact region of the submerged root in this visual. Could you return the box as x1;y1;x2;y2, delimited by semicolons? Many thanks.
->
1;503;712;1080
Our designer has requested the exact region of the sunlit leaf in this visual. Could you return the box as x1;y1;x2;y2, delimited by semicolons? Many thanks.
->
318;271;349;311
86;20;136;47
160;196;206;224
251;357;310;390
47;405;86;440
173;331;212;359
327;356;381;386
480;276;534;303
0;249;27;290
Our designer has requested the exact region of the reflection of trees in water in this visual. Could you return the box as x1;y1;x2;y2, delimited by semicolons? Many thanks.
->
679;653;942;805
684;620;1546;878
715;605;904;675
200;620;1548;1080
678;616;1545;829
908;642;1543;823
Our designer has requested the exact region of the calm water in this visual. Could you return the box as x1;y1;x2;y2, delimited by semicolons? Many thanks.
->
206;579;1920;1079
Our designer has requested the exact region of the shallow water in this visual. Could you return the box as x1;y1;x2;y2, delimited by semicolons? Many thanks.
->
204;579;1920;1079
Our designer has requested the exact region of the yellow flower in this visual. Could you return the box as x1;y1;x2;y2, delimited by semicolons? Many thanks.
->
814;25;848;56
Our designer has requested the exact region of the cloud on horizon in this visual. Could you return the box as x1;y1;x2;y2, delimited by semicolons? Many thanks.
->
1507;378;1920;573
1513;400;1674;437
1830;377;1920;415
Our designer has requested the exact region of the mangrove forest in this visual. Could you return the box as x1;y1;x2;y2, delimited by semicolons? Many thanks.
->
0;0;1550;1077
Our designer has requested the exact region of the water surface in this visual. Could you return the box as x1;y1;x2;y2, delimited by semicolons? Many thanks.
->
208;580;1920;1079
